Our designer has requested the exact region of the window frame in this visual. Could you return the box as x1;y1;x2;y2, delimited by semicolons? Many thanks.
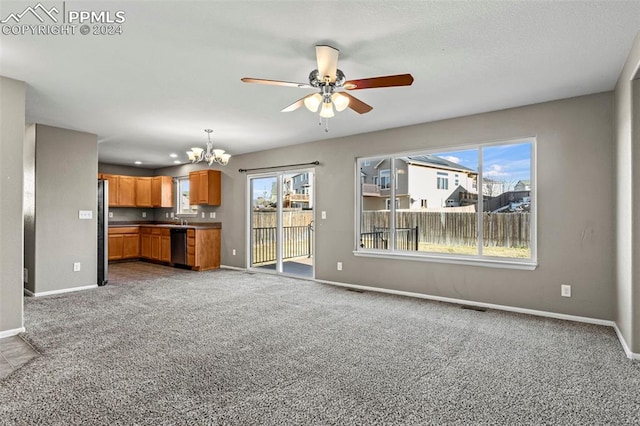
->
176;176;198;216
354;138;537;270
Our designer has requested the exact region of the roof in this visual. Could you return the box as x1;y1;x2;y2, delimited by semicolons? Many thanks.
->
400;155;477;174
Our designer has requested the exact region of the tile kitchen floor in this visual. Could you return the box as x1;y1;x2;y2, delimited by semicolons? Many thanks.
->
0;335;39;379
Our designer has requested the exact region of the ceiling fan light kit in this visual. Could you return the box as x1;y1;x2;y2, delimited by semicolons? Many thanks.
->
241;44;414;131
187;129;231;166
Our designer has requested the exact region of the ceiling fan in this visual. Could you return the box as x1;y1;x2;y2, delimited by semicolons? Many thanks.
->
241;45;413;129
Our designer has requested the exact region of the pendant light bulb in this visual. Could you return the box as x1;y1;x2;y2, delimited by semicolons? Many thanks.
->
331;92;350;112
304;93;322;112
319;101;335;118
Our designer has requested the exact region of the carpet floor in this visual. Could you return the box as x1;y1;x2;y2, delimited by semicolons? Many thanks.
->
1;262;639;425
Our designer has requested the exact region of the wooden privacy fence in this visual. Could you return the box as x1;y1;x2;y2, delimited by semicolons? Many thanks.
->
362;211;530;248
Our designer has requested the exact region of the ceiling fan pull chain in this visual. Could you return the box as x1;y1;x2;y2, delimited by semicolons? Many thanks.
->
325;119;329;133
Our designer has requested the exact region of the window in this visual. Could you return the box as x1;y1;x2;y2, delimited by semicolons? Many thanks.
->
437;172;449;190
356;139;535;268
385;198;400;210
379;169;391;189
177;177;197;215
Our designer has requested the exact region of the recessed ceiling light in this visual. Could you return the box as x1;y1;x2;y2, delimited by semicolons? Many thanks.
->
169;153;178;158
134;161;142;165
173;160;181;164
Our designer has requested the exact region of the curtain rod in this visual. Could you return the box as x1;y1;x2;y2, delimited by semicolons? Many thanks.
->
238;161;320;173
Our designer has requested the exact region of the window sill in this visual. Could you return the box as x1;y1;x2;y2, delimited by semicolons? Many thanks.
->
352;249;538;270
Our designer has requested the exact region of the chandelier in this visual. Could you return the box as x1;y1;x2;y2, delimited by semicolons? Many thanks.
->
187;129;231;166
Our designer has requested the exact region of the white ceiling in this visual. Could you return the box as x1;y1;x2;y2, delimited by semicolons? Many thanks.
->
1;1;639;168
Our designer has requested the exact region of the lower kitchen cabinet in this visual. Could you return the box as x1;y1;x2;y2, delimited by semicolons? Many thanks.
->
141;227;171;263
108;227;140;261
110;225;220;271
187;228;220;271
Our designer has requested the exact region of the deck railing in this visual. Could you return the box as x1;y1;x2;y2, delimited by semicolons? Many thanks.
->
252;224;313;264
360;226;419;251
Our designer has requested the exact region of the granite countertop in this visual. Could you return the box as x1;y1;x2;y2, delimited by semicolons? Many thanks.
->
109;221;221;229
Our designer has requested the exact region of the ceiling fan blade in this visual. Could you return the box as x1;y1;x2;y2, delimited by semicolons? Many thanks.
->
281;94;316;112
316;45;339;82
341;92;373;114
343;73;414;90
241;77;312;89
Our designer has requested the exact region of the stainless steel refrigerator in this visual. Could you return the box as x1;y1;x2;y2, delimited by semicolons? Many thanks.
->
97;180;108;286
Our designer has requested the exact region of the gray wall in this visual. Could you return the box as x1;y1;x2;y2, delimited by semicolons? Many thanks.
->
206;92;614;321
0;76;25;335
24;125;98;294
614;32;640;354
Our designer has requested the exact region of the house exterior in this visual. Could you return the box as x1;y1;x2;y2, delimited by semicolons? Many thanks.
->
360;155;478;210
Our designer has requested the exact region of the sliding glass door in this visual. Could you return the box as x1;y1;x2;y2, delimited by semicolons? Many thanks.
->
248;169;314;278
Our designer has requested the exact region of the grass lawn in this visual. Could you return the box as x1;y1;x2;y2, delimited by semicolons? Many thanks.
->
417;243;530;258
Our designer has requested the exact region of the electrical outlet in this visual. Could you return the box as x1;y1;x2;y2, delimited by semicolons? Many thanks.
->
73;262;81;272
170;212;174;218
142;212;147;218
561;284;571;297
23;268;28;283
108;211;113;218
337;262;342;271
322;211;327;219
165;212;169;218
232;249;236;256
201;212;205;218
210;212;215;219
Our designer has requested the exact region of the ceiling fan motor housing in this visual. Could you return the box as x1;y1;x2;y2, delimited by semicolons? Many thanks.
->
309;69;346;88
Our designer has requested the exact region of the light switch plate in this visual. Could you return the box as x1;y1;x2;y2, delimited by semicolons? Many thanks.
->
321;211;327;219
142;212;147;218
108;212;113;218
79;210;92;219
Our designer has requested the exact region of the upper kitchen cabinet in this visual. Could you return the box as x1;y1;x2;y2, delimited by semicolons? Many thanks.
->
118;176;136;207
189;170;221;206
135;177;152;207
151;176;173;208
100;174;120;207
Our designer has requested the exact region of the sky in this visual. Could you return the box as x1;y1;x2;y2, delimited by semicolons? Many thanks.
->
437;141;532;184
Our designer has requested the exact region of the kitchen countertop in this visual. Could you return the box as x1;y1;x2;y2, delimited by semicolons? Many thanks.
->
109;222;221;229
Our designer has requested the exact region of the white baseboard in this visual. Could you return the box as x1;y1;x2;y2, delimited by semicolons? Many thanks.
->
0;327;26;339
24;284;98;298
613;323;640;360
220;265;246;271
315;279;640;359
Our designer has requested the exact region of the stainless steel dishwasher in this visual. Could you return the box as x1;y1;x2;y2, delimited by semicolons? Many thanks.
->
170;228;188;265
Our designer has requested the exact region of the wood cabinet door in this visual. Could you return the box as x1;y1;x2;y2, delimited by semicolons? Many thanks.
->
108;234;124;260
135;177;152;207
118;176;136;207
123;234;140;258
140;234;151;258
189;171;200;205
152;176;173;208
101;174;119;207
151;235;160;260
160;235;171;262
204;170;221;206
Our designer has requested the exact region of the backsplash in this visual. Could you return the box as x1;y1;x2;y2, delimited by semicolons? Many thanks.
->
108;207;156;223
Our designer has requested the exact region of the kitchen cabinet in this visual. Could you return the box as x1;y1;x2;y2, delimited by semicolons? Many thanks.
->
187;227;221;271
118;176;136;206
152;176;173;208
108;227;140;260
189;170;221;206
136;177;152;207
100;174;120;207
141;226;171;262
